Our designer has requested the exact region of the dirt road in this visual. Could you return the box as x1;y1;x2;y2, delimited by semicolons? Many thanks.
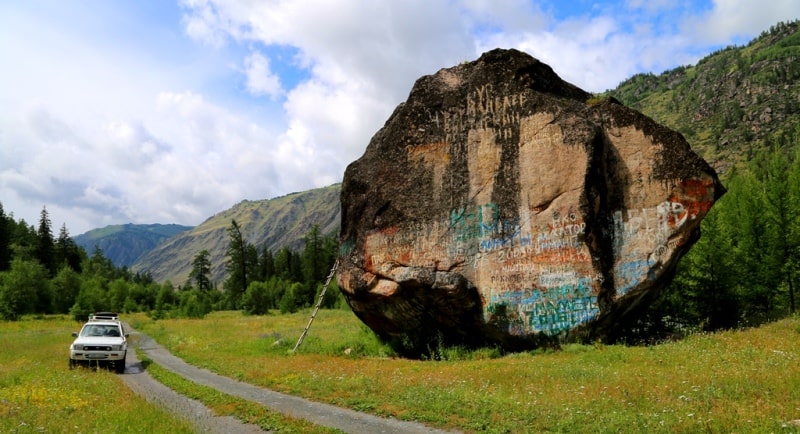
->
120;328;455;434
120;348;266;433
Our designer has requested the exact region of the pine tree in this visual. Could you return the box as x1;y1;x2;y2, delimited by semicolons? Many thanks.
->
87;246;116;279
35;206;56;276
55;223;83;272
223;220;254;309
302;225;324;285
761;147;797;316
724;168;777;322
255;247;275;282
0;203;11;271
785;145;800;313
189;250;213;292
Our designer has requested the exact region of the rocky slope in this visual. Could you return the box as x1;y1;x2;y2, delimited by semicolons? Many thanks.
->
131;184;340;286
608;20;800;173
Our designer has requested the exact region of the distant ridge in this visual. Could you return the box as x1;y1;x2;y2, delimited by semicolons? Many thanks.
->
131;183;341;285
74;223;193;268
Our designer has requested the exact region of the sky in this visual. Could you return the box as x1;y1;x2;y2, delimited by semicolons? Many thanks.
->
1;0;797;235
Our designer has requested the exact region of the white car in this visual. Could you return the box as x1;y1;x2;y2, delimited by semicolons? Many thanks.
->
69;312;128;373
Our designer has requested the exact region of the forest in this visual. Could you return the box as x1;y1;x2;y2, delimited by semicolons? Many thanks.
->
0;207;343;322
625;141;799;342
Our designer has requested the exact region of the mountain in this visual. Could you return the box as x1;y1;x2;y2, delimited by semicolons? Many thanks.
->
607;20;800;173
74;223;193;268
131;183;341;286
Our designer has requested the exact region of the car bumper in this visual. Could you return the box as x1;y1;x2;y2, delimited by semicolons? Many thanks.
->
70;351;126;361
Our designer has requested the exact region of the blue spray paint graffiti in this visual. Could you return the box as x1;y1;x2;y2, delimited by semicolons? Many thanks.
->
488;285;599;336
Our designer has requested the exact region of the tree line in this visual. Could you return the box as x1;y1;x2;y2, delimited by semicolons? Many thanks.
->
627;140;800;342
0;205;341;321
185;220;343;317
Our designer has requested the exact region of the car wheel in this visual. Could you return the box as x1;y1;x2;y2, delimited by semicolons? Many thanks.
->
69;359;77;369
115;353;126;374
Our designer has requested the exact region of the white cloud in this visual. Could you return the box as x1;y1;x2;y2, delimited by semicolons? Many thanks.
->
686;0;798;44
177;0;479;196
180;0;233;47
474;15;644;91
243;51;284;99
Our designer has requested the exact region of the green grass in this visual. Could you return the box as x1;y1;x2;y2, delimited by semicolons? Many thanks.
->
5;313;799;433
131;310;800;433
0;315;196;433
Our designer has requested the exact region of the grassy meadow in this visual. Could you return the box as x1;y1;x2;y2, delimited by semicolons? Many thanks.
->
1;312;798;433
129;310;800;433
0;315;197;434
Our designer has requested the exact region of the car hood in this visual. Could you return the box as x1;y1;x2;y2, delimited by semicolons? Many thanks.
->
72;336;125;346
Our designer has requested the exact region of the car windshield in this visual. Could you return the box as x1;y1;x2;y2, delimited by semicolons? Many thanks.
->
81;324;121;337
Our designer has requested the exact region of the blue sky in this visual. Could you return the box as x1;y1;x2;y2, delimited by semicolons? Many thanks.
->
1;0;797;234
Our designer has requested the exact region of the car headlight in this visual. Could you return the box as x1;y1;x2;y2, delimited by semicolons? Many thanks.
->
72;344;83;350
111;345;121;351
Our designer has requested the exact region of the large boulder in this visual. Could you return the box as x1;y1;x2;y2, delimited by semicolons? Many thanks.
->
338;49;724;353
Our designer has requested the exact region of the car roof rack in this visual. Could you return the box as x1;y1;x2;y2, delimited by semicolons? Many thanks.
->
89;312;119;322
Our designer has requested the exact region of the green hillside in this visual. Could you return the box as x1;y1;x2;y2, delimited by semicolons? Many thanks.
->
131;184;341;286
74;223;193;268
608;20;800;172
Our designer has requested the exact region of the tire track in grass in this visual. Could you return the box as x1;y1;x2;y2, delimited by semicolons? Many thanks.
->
128;327;457;434
120;346;267;433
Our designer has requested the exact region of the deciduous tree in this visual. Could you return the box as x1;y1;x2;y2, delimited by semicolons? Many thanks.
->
0;258;51;319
